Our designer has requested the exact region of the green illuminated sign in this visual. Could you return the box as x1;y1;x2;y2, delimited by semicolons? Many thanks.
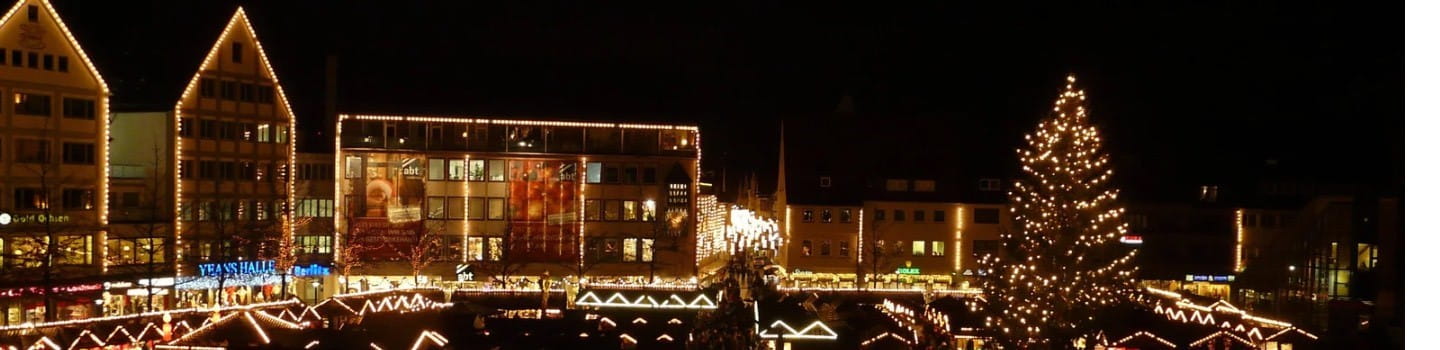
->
896;267;921;275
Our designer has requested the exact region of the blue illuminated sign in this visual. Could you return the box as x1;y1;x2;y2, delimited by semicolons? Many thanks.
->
291;264;331;277
198;260;276;277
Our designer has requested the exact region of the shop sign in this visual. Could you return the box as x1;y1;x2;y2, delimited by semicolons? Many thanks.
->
105;281;134;289
1120;235;1143;244
896;267;921;275
1185;274;1236;282
0;283;102;297
125;288;169;296
455;264;474;282
0;212;71;225
291;264;331;277
138;277;175;287
197;260;276;277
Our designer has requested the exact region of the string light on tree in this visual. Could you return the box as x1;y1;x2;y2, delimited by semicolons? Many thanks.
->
979;74;1139;347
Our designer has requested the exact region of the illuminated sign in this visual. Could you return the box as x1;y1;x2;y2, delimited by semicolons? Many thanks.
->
1184;274;1236;282
455;264;474;282
291;264;331;277
0;283;103;297
197;260;276;277
1120;235;1143;244
0;213;71;225
896;267;921;275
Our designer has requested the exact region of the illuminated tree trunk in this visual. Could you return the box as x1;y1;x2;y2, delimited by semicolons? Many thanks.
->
980;75;1139;347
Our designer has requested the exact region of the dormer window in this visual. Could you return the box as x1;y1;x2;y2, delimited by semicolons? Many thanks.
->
885;179;909;192
819;176;832;188
914;180;936;192
232;42;243;63
978;179;1003;191
27;5;38;22
1200;185;1219;202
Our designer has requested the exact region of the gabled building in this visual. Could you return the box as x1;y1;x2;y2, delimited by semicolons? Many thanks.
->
0;0;109;323
106;7;296;310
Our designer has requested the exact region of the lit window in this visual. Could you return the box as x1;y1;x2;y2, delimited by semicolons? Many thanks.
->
912;241;925;256
802;210;813;222
258;124;272;142
931;241;945;257
623;200;638;221
585;200;602;221
801;240;812;256
487;199;504;220
641;239;654;262
840;209;852;223
448;159;466;181
585;162;603;183
487;160;506;181
427;197;445;219
13;93;50;116
839;241;849;257
623;238;638;262
641;200;656;222
821;209;832;223
487;237;504;261
468;159;485;181
345;156;361;179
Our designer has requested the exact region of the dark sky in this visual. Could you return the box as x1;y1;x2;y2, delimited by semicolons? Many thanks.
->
57;0;1402;197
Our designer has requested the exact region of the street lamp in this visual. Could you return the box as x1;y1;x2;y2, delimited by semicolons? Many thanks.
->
311;281;321;304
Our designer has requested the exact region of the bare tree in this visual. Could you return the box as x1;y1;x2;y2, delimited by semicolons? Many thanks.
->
395;221;445;286
0;145;101;322
864;219;906;289
475;234;528;288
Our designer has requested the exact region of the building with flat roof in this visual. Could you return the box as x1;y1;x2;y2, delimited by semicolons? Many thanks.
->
334;114;700;290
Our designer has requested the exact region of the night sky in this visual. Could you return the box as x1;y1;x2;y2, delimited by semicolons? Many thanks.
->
56;0;1401;197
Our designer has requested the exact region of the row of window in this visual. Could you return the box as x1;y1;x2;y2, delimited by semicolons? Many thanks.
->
2;235;94;268
297;163;334;181
1;139;96;164
798;208;1002;224
180;160;287;182
1;48;70;73
342;120;696;155
295;235;332;255
10;93;96;119
179;200;286;222
799;239;851;257
800;208;857;223
590;237;655;263
583;199;657;222
180;119;288;143
106;238;166;265
1240;213;1293;229
425;197;507;220
296;199;335;218
796;240;1003;258
585;162;659;184
11;188;93;210
198;78;275;104
414;158;510;182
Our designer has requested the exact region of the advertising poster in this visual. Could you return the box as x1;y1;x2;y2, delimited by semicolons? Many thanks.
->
350;153;427;260
507;160;578;261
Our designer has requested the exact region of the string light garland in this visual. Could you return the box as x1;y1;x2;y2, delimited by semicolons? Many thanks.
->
980;74;1139;346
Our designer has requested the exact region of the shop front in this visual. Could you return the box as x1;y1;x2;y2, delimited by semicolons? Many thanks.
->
174;260;335;308
100;279;172;316
0;282;104;325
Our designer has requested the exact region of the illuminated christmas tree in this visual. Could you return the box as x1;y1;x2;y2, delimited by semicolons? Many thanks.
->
980;74;1139;347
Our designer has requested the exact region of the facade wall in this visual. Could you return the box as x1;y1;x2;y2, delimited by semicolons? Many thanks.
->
782;204;861;275
0;0;109;322
335;116;700;285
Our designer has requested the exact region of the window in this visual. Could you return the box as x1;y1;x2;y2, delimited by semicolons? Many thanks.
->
912;241;926;256
886;179;909;192
107;238;167;265
641;200;656;222
603;165;619;183
9;50;18;66
875;209;885;221
231;42;242;63
979;179;1003;191
839;241;849;257
801;240;812;256
446;159;465;180
220;81;236;100
257;124;272;142
585;162;603;183
914;180;936;192
840;209;852;223
1358;243;1378;271
16;139;48;163
487;199;504;220
820;240;831;256
914;210;925;222
585;200;602;220
934;210;946;222
14;93;50;116
447;197;465;219
42;54;51;70
297;199;335;218
487;160;506;181
802;210;813;222
972;240;1000;257
819;176;832;188
62;189;93;210
180;160;194;179
239;83;254;102
26;5;37;21
57;56;67;72
641;239;654;262
27;52;36;68
62;142;94;164
200;78;216;98
198;120;216;139
894;210;905;221
1243;214;1257;227
931;241;945;257
14;188;47;210
486;237;504;261
426;159;444;180
427;197;445;219
468;159;485;181
0;48;5;65
973;208;1000;224
295;236;332;255
468;197;484;218
624;238;639;262
821;209;832;223
624;165;639;184
604;200;621;221
257;86;274;104
61;98;94;119
642;166;657;183
345;155;362;177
